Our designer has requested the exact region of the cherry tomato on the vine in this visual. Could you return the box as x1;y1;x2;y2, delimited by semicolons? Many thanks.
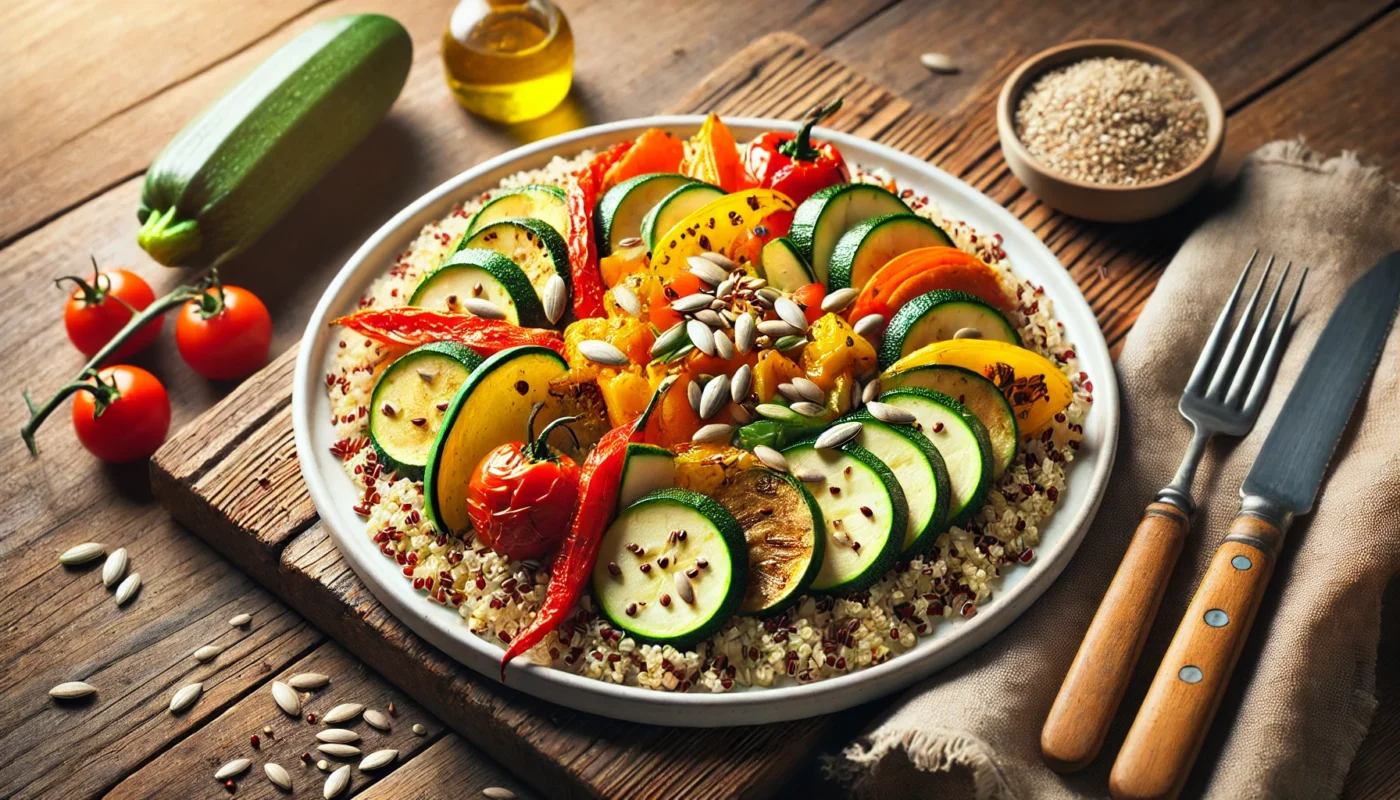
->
176;286;272;381
71;365;171;463
62;267;162;360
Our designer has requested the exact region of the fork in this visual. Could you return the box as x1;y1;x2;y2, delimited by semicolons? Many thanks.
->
1040;250;1305;772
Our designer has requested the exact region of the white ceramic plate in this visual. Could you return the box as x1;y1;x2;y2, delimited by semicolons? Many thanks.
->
293;116;1119;727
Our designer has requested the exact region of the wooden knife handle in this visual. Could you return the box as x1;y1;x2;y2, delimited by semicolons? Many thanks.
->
1109;513;1281;800
1041;501;1190;773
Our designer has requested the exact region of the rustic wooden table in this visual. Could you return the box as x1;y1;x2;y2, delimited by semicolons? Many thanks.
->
2;1;1397;798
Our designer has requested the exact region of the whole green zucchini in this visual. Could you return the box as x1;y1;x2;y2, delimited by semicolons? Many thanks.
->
137;14;412;267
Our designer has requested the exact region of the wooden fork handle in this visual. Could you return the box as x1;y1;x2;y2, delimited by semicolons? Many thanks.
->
1109;512;1281;800
1041;501;1190;773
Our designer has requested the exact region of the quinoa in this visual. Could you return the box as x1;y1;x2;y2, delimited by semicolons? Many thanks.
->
324;154;1093;693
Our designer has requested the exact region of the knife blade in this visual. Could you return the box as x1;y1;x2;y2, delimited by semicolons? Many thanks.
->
1241;250;1400;519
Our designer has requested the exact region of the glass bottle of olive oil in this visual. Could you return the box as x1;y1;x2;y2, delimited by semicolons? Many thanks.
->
442;0;574;124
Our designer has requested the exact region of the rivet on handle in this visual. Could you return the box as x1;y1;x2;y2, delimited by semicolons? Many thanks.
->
1178;666;1204;684
1203;609;1229;627
1230;555;1252;570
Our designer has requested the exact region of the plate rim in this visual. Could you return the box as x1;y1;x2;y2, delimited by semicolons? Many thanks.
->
292;114;1120;727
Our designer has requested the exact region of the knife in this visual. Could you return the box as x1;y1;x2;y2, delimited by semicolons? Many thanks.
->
1109;251;1400;800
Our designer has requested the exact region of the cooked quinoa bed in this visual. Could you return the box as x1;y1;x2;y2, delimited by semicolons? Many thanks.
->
323;151;1093;692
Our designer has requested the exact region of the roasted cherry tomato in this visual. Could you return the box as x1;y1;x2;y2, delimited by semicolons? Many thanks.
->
60;261;162;360
465;404;582;560
744;99;850;208
790;282;827;325
71;365;171;462
176;285;272;380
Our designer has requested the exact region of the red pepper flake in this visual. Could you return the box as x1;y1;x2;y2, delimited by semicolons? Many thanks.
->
224;779;236;793
250;734;260;748
306;713;316;724
828;486;841;496
1019;548;1035;563
300;752;312;763
933;421;945;433
640;563;652;573
498;631;512;644
1046;486;1059;502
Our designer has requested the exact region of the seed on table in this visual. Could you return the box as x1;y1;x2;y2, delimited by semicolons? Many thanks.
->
578;340;630;366
790;401;825;417
322;703;364;724
755;404;799;423
49;681;96;700
919;52;958;74
229;613;252;627
730;364;752;402
363;709;391;731
264;762;293;792
194;644;225;663
687;319;717;355
774;297;808;330
670;293;714;314
862;378;882;404
866;401;916;425
461;297;506;320
753;445;789;472
215;759;252;780
169;682;203;714
359;749;398;771
692;423;734;444
114;572;141;606
686;256;729;286
317;743;361;758
101;548;128;587
271;681;301;716
699;375;731;420
757;319;801;338
323;765;351;799
263;725;274;736
853;314;885;339
317;760;329;771
542;274;567;325
611;285;640;316
59;542;105;565
821;287;859;313
734;312;756;353
953;326;982;339
713;329;734;360
412;723;427;735
287;673;330;690
698;251;739;270
317;728;360;744
650;321;687;357
816;421;863;450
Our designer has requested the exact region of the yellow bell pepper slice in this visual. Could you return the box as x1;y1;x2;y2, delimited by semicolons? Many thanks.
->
649;189;796;279
680;114;745;191
883;339;1074;435
801;313;877;392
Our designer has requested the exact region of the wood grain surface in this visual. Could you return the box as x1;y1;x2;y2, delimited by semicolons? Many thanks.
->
2;1;1398;798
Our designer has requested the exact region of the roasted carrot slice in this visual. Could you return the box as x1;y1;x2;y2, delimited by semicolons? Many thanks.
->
848;247;1013;321
603;128;684;188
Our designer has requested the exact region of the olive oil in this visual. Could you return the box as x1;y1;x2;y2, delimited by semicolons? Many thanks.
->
442;0;574;124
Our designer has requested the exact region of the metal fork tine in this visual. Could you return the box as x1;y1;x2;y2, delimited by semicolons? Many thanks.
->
1206;254;1274;399
1243;265;1307;416
1225;262;1291;407
1185;249;1257;396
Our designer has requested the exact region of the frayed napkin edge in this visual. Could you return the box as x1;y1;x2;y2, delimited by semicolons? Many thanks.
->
1248;138;1400;198
826;728;1020;800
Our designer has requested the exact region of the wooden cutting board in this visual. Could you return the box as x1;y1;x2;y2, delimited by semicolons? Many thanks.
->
151;31;1159;799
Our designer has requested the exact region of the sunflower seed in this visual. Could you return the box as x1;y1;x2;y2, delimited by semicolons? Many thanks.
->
790;377;823;403
850;379;864;410
265;762;293;791
699;375;730;420
757;319;801;338
617;236;643;248
821;287;859;313
867;401;916;425
543;274;567;325
194;644;224;662
461;297;506;320
359;749;398;771
730;404;753;424
692;423;734;444
578;340;630;366
774;298;809;330
756;287;782;305
862;378;882;404
815;421;863;449
853;314;884;339
715;277;737;299
59;542;104;565
101;548;128;587
483;789;517;800
734;313;756;353
612;285;640;316
364;709;391;731
687;257;729;286
650;322;687;357
773;335;807;351
318;743;361;758
317;760;329;772
322;703;364;724
686;379;702;413
790;401;825;417
229;613;252;627
919;52;958;74
755;403;799;422
693;308;725;329
169;682;202;713
698;251;739;270
323;765;351;799
687;319;716;355
743;277;767;290
953;326;982;339
795;469;825;483
670;293;714;314
730;364;752;402
317;728;360;744
413;723;427;735
713;330;734;360
664;343;695;363
49;681;96;700
271;681;301;716
753;445;789;472
114;572;141;606
674;572;695;604
833;529;853;547
216;759;252;780
287;672;330;690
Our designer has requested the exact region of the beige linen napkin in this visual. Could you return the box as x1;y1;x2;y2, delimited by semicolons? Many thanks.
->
836;141;1400;799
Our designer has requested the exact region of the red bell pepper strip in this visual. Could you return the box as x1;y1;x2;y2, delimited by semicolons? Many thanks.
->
499;376;676;679
743;99;850;236
567;141;633;320
331;308;564;357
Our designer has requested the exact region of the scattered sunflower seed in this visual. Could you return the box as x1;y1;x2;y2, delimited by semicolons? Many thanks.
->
734;313;756;353
692;423;735;444
755;403;799;422
483;789;517;800
791;377;824;403
101;548;128;588
114;572;141;606
686;379;703;413
833;529;853;547
730;404;753;424
287;672;330;690
953;326;982;339
867;401;916;425
194;644;224;663
271;681;301;716
49;681;96;700
59;542;104;565
363;709;392;731
686;256;729;286
612;285;641;316
821;287;859;313
693;308;725;328
795;469;825;483
322;703;364;724
757;319;802;338
773;335;807;351
169;682;203;713
543;274;567;325
753;445;789;472
687;319;717;355
815;421;863;450
578;340;630;366
650;322;687;357
265;762;293;792
698;251;739;269
850;379;864;410
670;293;714;314
862;378;882;404
664;343;695;363
317;743;361;758
359;749;399;771
229;613;252;627
617;236;643;248
412;723;427;735
317;728;360;744
215;759;252;780
853;314;885;339
699;375;730;420
730;364;752;402
323;765;351;799
674;572;696;604
744;277;768;290
713;329;734;359
461;297;506;320
790;401;825;417
919;51;959;74
774;297;809;330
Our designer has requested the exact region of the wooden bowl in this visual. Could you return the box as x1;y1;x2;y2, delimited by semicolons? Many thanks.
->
997;40;1225;223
